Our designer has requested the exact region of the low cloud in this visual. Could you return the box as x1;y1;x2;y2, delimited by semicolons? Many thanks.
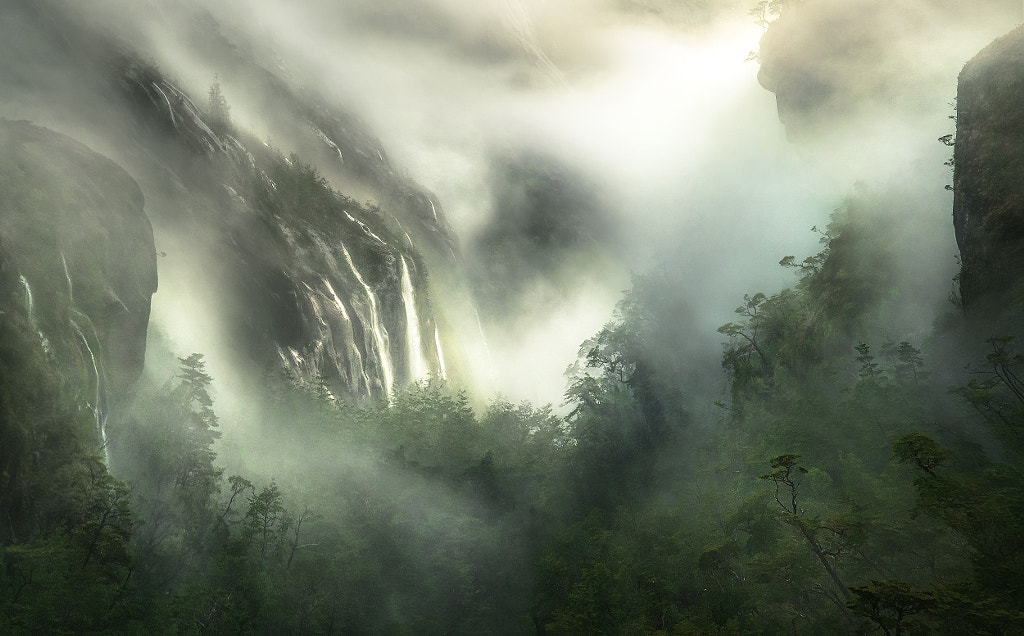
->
12;0;1017;408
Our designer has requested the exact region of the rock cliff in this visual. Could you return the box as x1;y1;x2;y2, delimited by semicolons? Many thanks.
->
1;0;454;403
755;0;1013;139
114;59;447;401
953;26;1024;326
0;118;158;428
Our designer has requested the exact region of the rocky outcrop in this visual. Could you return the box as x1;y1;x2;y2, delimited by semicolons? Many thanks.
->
755;0;858;137
162;5;462;269
755;0;1011;139
0;119;158;405
953;26;1024;326
212;142;446;401
114;60;446;401
1;0;454;403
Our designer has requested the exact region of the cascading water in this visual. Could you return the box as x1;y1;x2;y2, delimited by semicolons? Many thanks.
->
61;253;110;464
20;274;34;322
276;344;304;378
72;319;109;465
434;327;447;381
151;83;178;129
400;255;430;382
344;211;387;247
19;273;50;350
294;282;329;382
312;126;345;165
393;218;414;249
61;251;73;300
303;227;390;398
341;244;395;397
303;278;355;397
323;278;372;394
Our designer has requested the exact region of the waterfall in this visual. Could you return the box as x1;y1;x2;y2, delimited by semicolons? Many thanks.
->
71;319;109;465
302;289;329;378
61;255;109;464
278;342;327;394
278;344;308;375
19;274;34;322
400;256;429;382
323;278;372;395
344;211;387;247
306;228;378;397
276;344;301;379
303;283;324;323
151;83;179;130
392;218;414;249
434;327;447;381
276;344;292;371
18;274;49;349
312;126;345;164
340;244;394;397
61;252;73;301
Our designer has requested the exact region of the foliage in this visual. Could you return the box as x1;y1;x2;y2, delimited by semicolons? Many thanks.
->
206;75;232;135
749;0;802;30
949;336;1024;457
378;380;482;472
0;308;140;631
848;579;935;635
4;163;1024;634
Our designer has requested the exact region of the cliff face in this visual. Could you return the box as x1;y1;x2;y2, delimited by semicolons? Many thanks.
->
755;0;1013;139
0;118;158;416
145;8;462;268
953;26;1024;325
0;0;454;403
114;59;447;401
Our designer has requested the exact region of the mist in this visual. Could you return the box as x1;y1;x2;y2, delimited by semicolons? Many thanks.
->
4;0;1024;630
3;0;999;414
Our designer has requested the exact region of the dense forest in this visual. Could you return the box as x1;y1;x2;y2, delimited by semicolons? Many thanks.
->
5;164;1024;633
2;0;1023;634
4;188;1024;633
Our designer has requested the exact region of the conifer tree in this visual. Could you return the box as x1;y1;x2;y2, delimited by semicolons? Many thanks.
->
206;75;231;135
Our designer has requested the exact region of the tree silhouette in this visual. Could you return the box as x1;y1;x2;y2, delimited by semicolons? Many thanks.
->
206;75;231;135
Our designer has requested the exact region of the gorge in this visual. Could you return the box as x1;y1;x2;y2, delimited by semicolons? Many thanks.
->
1;0;1022;632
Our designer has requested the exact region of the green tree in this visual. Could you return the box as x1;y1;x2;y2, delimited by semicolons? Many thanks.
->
848;579;935;635
243;481;292;563
110;352;224;598
1;471;138;632
207;75;232;135
760;455;857;615
378;380;481;473
173;353;222;512
949;336;1024;457
893;432;1024;627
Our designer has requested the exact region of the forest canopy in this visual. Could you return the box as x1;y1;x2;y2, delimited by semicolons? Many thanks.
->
4;192;1023;633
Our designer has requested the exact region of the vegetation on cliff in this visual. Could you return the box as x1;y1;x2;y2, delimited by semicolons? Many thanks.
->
2;5;1024;634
